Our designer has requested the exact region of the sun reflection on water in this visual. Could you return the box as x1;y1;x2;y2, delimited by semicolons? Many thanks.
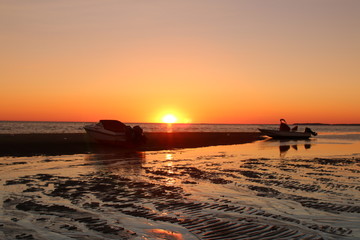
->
166;154;173;161
147;229;184;240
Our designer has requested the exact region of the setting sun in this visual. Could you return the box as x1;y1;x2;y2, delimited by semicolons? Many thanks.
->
162;114;177;124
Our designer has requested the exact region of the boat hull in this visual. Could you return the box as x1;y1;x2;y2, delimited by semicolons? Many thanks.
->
259;129;311;139
84;126;127;145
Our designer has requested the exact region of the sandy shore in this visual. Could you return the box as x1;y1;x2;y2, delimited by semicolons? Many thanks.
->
0;132;262;156
1;141;359;240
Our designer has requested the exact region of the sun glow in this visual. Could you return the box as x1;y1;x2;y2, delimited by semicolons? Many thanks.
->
162;114;177;124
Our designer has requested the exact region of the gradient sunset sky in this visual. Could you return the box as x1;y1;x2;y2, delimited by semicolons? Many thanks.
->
1;0;359;124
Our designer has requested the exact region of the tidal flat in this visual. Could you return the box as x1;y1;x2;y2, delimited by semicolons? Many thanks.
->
1;138;360;240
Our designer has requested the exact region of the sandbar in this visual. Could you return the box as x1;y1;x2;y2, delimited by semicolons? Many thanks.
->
0;132;263;156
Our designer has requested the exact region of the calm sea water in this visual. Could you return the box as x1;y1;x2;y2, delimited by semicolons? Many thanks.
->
1;121;360;140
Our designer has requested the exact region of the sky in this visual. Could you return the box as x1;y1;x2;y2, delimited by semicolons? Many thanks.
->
1;0;359;124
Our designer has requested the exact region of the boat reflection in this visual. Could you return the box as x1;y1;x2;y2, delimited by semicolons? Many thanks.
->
279;140;312;158
259;139;313;158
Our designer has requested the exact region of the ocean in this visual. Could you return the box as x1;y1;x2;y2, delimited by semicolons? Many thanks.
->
2;121;277;134
1;121;360;137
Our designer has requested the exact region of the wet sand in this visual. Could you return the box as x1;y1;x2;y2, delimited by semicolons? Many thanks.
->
0;132;262;156
1;139;359;240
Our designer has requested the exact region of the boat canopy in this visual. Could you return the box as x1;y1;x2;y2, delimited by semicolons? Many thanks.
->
99;120;127;132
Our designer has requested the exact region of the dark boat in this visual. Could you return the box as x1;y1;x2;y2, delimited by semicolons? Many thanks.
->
259;119;317;139
258;128;314;139
84;120;145;146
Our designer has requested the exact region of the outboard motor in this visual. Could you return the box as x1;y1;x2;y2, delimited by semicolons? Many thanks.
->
305;127;318;136
133;125;147;144
125;126;134;142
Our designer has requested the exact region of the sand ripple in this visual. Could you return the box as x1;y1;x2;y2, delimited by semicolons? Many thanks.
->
1;151;359;239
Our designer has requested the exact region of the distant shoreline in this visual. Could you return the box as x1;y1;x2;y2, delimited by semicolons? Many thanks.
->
294;123;360;126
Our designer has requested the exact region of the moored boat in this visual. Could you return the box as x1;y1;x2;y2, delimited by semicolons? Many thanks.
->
258;128;314;139
259;119;318;139
84;120;146;146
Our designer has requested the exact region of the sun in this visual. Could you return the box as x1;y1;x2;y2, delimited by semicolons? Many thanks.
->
162;114;177;124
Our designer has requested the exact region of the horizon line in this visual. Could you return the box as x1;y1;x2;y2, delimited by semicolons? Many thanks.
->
1;120;360;125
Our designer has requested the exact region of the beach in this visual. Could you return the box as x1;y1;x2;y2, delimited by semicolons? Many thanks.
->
1;132;360;240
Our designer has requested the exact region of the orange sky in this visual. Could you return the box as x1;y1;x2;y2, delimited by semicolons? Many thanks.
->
1;1;359;124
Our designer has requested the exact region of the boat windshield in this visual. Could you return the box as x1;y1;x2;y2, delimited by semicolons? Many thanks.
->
100;120;127;132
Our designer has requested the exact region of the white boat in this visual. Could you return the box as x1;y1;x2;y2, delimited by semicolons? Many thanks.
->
84;120;145;146
258;128;317;139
